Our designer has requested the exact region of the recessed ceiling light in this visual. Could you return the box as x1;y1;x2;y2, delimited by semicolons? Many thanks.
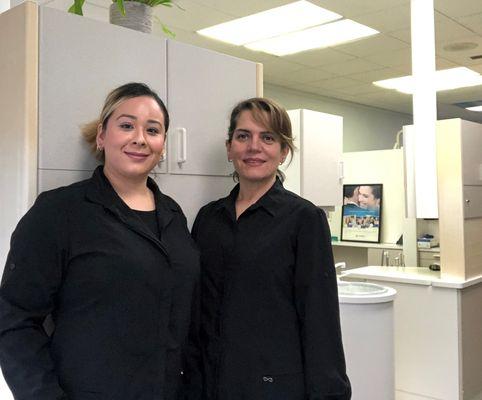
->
244;19;379;56
197;1;342;46
373;67;482;94
466;105;482;112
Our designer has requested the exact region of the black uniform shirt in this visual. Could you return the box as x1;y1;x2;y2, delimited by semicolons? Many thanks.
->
192;179;351;400
0;167;200;400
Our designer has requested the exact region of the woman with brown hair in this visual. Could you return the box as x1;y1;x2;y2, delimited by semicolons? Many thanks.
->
0;82;199;400
191;98;351;400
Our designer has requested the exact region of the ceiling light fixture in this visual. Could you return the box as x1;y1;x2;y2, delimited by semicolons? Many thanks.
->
197;0;342;46
373;67;482;94
245;19;379;56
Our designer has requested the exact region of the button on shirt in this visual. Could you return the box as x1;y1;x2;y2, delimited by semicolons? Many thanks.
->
191;179;351;400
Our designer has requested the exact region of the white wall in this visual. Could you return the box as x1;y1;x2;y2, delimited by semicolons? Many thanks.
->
265;83;412;152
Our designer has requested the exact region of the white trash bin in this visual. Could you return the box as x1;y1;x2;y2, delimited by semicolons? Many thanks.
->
338;281;397;400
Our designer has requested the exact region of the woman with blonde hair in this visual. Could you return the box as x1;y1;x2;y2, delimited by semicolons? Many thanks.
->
0;82;199;400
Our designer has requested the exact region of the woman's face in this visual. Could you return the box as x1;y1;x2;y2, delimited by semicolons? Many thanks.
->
227;110;288;185
97;96;165;181
358;185;379;209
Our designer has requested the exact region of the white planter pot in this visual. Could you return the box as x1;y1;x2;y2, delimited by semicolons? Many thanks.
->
109;2;153;33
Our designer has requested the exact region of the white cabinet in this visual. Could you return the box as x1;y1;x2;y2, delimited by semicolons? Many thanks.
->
37;8;257;181
167;41;257;176
283;109;343;207
0;2;259;240
436;118;482;280
38;6;168;174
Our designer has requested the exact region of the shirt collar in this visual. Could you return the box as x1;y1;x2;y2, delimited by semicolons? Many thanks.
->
85;166;178;230
215;178;285;218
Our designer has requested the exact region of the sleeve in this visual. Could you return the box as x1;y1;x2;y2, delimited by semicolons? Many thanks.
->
182;205;206;400
0;193;68;400
293;206;351;400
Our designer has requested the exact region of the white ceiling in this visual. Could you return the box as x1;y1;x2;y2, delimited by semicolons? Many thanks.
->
45;0;482;121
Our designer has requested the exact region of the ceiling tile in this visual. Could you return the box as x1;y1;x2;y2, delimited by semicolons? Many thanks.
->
157;0;233;31
308;0;409;19
311;76;367;89
469;64;482;74
261;57;306;75
365;47;411;68
435;15;477;42
335;83;383;95
264;75;303;87
346;67;408;83
436;57;459;69
387;28;411;44
351;4;411;32
284;48;357;67
288;68;335;83
334;34;409;58
319;58;385;75
190;0;292;17
455;12;482;35
434;0;482;18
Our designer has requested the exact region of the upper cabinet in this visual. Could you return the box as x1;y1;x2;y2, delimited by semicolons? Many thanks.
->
167;41;257;176
437;119;482;220
38;6;168;173
37;8;258;178
283;109;343;207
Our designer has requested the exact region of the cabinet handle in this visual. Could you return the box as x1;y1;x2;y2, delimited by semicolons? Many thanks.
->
339;161;344;182
177;127;187;165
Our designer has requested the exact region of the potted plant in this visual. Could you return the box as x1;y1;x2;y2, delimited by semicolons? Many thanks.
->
68;0;176;35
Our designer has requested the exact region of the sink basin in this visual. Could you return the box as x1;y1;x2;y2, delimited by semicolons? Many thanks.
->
338;281;388;296
337;281;396;304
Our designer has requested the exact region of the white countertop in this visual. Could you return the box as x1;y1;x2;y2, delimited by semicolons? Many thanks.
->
341;266;482;289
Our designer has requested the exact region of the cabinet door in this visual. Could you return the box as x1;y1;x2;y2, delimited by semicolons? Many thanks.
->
283;109;343;207
38;7;167;173
301;109;343;206
167;40;257;176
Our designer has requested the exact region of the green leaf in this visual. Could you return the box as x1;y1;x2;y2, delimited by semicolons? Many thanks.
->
161;23;175;38
115;0;126;16
68;0;85;15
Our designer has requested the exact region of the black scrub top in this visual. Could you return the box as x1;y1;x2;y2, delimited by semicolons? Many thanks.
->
0;166;200;400
191;179;351;400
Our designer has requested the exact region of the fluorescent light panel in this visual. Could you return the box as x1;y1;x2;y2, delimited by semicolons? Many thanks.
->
197;1;341;46
466;105;482;112
374;67;482;94
245;19;379;56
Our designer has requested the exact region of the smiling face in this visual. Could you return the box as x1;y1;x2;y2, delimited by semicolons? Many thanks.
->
227;110;288;186
358;185;380;209
96;96;165;182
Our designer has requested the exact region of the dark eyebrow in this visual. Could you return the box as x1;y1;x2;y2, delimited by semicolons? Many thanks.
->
234;128;272;134
116;114;163;127
116;114;136;120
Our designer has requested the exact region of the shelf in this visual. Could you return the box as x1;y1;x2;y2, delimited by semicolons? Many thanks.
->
332;241;402;250
417;247;440;253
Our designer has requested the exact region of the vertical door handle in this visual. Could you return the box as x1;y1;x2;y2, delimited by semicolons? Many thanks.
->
339;161;344;183
177;127;187;165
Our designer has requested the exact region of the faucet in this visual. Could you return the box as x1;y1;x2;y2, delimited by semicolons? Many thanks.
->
335;262;346;281
381;250;390;266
